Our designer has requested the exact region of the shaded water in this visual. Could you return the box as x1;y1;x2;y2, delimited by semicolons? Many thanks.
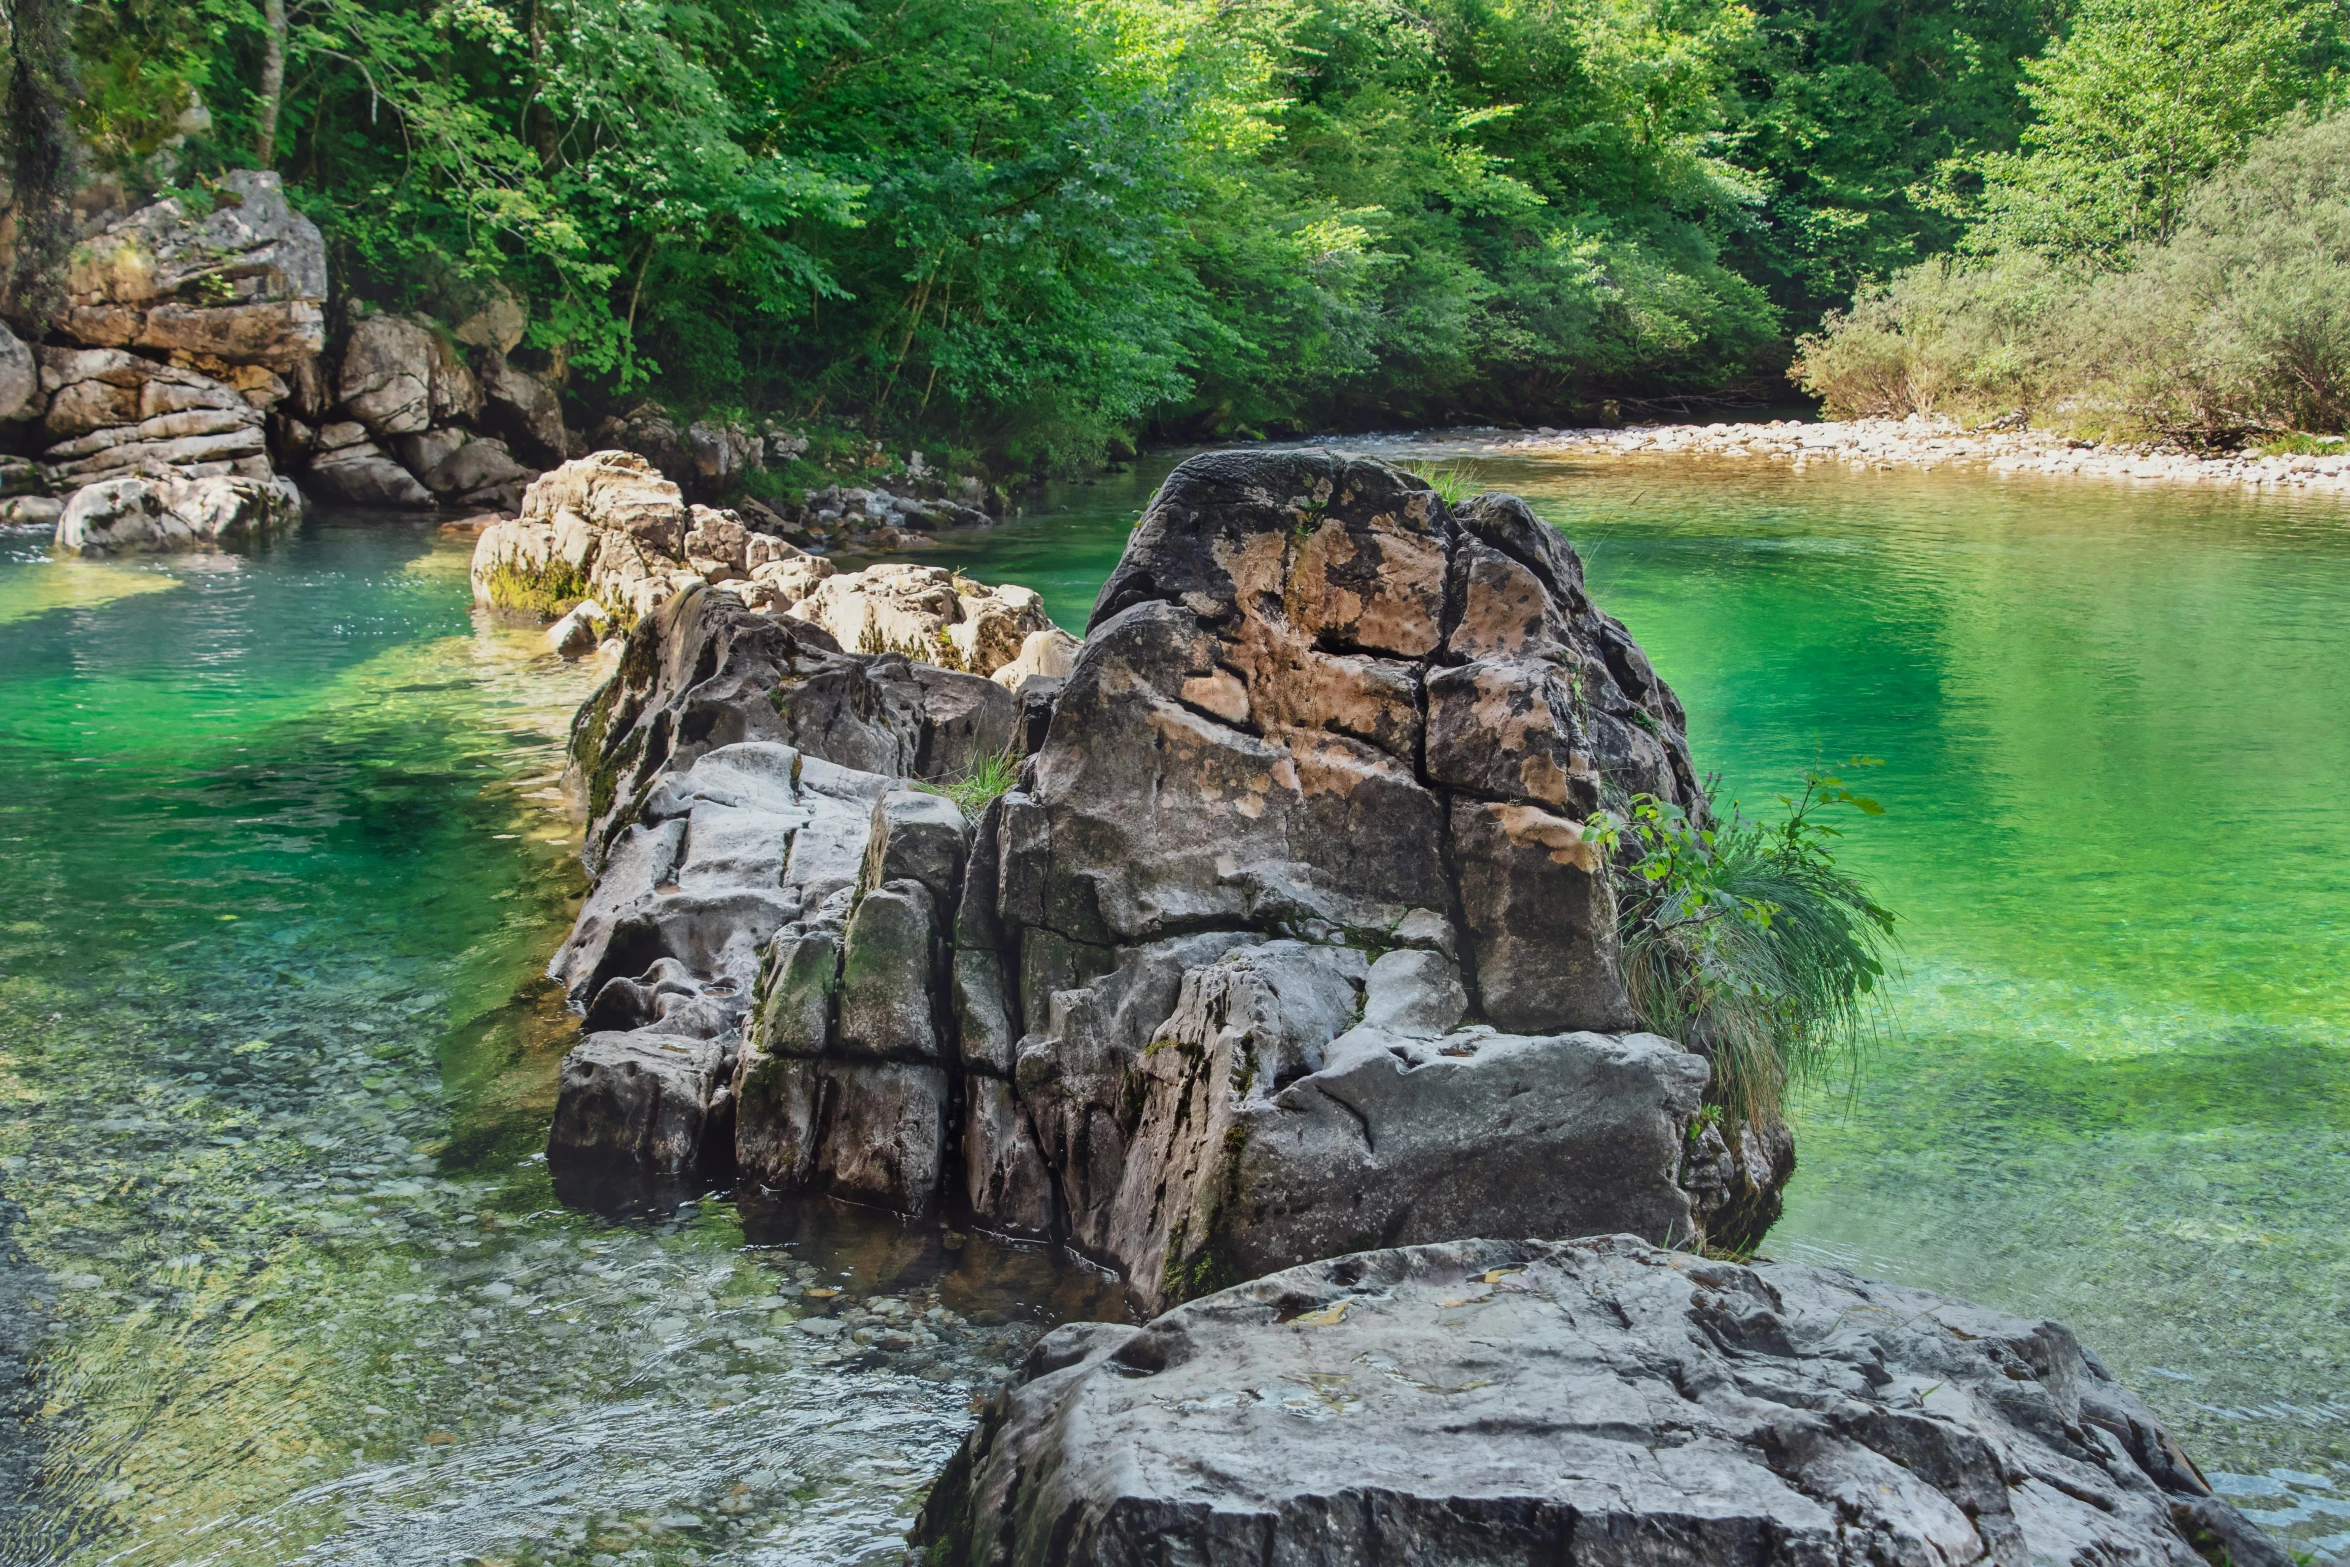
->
0;521;1114;1567
8;439;2350;1562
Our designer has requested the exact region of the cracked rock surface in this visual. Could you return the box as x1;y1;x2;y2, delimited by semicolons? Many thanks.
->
908;1234;2287;1567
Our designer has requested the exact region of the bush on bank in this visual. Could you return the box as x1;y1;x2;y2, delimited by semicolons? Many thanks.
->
1792;0;2350;445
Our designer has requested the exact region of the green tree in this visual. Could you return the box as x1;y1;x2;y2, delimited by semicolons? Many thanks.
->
1969;0;2341;259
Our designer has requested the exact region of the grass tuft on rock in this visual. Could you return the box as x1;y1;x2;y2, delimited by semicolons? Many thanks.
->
1404;463;1481;506
1608;761;1898;1129
916;748;1020;818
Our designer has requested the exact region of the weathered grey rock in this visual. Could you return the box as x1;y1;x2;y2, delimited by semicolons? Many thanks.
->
547;1031;733;1176
687;417;761;489
59;169;327;370
481;350;567;465
813;1060;949;1213
836;880;943;1063
445;278;525;354
544;452;1772;1305
425;436;528;497
545;598;612;658
0;322;35;423
426;332;482;426
35;348;271;486
593;401;689;484
962;1075;1055;1237
305;437;436;509
397;426;468;483
53;472;302;555
565;582;1016;863
1;496;63;529
911;1235;2289;1567
337;314;435;435
864;789;971;906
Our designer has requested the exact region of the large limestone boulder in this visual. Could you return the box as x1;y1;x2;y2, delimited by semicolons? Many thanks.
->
53;472;302;555
303;420;434;509
480;350;568;465
911;1235;2287;1567
59;169;326;370
542;587;1020;1199
537;451;1777;1308
787;562;1056;676
336;313;436;436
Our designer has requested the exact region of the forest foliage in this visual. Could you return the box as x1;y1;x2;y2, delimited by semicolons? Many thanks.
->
2;0;2078;468
1794;0;2350;441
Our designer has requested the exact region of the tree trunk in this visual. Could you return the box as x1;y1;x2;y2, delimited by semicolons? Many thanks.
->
254;0;287;168
2;0;82;329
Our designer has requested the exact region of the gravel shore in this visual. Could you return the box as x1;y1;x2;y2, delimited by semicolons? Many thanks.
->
1444;415;2350;497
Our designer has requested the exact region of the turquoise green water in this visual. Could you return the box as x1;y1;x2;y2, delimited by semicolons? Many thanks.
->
0;521;1111;1567
8;446;2350;1562
921;443;2350;1553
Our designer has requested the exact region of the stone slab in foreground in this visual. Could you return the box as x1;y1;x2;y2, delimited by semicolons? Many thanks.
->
910;1235;2283;1567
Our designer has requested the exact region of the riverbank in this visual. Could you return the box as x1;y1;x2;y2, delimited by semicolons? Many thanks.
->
1419;415;2350;496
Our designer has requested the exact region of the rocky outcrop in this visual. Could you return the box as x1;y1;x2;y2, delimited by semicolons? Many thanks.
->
542;585;1021;1204
470;450;837;628
0;323;36;423
303;420;434;509
787;563;1056;674
542;451;1784;1317
471;452;1069;671
58;169;326;371
35;348;271;488
910;1234;2288;1567
2;171;321;550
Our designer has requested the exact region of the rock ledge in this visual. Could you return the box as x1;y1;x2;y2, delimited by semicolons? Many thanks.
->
910;1234;2285;1567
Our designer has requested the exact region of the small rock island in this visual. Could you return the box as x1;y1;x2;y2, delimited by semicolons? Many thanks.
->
498;448;2280;1567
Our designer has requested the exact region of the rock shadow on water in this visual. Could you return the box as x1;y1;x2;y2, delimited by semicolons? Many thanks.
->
736;1187;1127;1329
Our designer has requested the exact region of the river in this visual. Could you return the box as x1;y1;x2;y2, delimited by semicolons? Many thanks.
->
3;443;2347;1562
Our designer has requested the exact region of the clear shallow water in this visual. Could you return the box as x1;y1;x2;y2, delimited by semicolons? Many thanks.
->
922;443;2350;1556
10;446;2350;1562
0;521;1114;1567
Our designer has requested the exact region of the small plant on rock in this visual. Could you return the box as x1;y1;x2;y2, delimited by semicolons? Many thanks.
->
917;748;1020;818
1405;463;1480;506
1604;760;1898;1127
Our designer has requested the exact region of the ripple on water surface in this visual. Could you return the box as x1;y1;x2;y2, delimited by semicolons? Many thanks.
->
0;519;1116;1567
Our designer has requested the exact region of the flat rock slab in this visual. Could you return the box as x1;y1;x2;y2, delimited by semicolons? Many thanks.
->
910;1235;2285;1567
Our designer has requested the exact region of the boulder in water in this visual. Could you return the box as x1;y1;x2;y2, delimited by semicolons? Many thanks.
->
910;1234;2289;1567
54;472;302;555
539;450;1782;1305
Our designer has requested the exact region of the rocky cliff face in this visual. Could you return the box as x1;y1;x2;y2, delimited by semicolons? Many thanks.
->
2;170;318;549
909;1234;2288;1567
1;168;572;544
543;450;1792;1309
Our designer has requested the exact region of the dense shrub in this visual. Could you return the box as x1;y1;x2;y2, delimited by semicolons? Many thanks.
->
1795;112;2350;439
